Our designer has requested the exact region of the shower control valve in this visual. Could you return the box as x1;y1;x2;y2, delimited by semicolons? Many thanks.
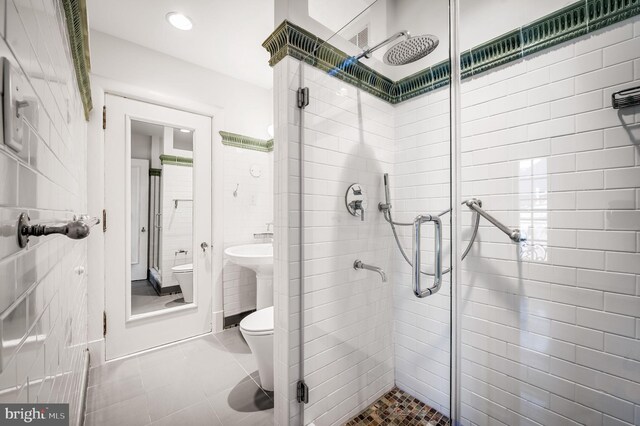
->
345;183;367;221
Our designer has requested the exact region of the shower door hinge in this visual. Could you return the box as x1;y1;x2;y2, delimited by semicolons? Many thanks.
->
297;87;309;109
102;106;107;129
102;209;107;232
102;311;107;337
296;380;309;404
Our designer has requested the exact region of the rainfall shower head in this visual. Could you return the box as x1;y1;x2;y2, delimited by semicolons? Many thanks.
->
383;34;439;65
353;30;439;66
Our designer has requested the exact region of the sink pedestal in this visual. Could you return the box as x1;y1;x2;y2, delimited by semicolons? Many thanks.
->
224;243;274;310
256;273;273;309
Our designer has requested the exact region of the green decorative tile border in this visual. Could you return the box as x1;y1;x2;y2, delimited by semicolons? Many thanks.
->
61;0;92;120
149;168;162;177
263;0;640;104
220;131;274;152
159;155;192;167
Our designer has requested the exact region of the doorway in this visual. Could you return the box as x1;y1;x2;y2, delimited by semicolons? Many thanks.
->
104;94;213;360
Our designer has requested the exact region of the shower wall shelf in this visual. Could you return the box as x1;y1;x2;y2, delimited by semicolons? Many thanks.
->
611;86;640;109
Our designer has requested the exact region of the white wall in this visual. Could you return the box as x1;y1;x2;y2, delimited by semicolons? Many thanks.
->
223;147;274;316
90;30;273;141
86;29;274;353
457;19;640;426
0;0;88;419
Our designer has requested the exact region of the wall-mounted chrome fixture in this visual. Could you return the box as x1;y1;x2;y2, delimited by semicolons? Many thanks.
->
345;183;367;221
173;199;192;209
412;214;442;298
174;249;188;255
254;222;274;241
17;213;100;248
611;85;640;109
354;260;387;282
233;183;239;198
378;172;526;298
463;199;526;243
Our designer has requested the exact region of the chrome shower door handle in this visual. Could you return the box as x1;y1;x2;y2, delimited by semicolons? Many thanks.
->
412;214;443;298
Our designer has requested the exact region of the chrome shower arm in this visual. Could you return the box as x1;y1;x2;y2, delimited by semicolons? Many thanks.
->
354;30;410;60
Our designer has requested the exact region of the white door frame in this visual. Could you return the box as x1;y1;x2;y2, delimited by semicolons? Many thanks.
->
87;77;226;365
130;158;149;281
103;93;222;360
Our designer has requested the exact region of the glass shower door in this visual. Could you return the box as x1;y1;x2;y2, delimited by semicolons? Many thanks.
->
292;1;455;424
456;1;640;425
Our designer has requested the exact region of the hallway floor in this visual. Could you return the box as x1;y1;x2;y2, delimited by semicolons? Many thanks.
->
85;328;273;425
131;280;186;315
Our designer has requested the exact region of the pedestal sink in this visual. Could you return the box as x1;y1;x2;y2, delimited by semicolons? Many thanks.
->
224;243;273;309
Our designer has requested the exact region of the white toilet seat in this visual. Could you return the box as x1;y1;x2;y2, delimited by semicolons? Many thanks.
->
171;263;193;273
240;306;274;336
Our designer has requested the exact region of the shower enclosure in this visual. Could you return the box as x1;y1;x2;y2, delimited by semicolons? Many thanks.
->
269;0;640;424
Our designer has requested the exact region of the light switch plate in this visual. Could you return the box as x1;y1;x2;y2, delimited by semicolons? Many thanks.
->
2;57;26;153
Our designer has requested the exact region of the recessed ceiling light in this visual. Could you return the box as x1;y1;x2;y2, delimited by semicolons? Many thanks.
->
179;128;191;133
166;12;193;31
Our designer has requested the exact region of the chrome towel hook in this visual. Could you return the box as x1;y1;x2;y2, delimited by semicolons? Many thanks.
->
17;213;100;248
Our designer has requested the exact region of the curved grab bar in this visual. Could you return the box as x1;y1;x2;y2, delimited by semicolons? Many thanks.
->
412;214;442;298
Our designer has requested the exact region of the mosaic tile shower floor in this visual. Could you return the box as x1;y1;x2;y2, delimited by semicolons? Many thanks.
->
345;387;451;426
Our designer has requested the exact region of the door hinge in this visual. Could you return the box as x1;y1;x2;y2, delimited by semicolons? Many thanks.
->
102;209;107;232
102;105;106;129
297;87;309;109
102;311;107;337
296;380;309;404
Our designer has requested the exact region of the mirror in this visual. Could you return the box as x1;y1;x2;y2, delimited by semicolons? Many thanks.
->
130;119;194;316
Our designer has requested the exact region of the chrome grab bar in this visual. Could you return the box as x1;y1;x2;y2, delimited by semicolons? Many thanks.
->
412;214;442;298
463;199;526;243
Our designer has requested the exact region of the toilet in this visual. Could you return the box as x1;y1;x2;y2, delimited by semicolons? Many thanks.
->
240;306;274;391
171;263;193;303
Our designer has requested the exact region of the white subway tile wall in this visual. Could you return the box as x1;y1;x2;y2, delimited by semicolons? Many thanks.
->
450;18;640;425
0;0;88;421
223;147;273;317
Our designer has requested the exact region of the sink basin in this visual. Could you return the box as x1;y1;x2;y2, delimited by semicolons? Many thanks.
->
224;243;273;275
225;243;274;310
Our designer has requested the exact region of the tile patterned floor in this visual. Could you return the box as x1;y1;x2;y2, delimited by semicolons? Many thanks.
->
85;328;273;425
345;387;451;426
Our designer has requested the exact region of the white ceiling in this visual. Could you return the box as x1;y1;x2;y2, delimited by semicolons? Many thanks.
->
86;0;274;89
